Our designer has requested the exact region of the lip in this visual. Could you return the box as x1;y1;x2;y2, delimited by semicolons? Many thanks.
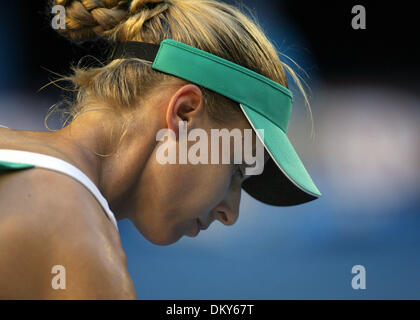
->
197;219;209;230
191;219;199;237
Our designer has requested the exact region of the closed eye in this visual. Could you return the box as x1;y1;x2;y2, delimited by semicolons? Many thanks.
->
234;165;252;182
234;166;244;179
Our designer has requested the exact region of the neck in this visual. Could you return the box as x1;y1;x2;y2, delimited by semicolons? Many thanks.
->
47;108;158;221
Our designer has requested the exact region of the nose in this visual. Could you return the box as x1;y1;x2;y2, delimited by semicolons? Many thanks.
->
213;189;241;226
214;207;238;226
210;171;244;227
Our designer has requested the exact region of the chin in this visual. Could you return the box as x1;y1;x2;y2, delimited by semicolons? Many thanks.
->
140;228;182;246
130;217;184;246
147;235;180;246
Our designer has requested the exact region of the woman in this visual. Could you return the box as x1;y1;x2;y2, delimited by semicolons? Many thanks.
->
0;0;321;299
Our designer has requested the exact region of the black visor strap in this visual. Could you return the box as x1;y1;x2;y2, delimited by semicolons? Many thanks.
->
109;41;161;62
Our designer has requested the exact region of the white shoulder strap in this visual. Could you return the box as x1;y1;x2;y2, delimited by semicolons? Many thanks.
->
0;149;119;231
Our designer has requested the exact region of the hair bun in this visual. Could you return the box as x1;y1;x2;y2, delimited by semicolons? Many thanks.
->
52;0;130;41
129;0;167;13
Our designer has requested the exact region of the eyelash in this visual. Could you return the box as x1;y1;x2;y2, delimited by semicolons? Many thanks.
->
235;166;244;179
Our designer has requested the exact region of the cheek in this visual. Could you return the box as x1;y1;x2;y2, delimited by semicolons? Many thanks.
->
174;166;233;237
188;164;233;213
146;163;233;238
164;164;232;216
209;166;234;199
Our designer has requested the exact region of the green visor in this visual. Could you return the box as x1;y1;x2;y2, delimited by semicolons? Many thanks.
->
110;39;322;206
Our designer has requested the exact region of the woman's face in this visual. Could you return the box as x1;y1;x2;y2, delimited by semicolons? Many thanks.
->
129;84;266;245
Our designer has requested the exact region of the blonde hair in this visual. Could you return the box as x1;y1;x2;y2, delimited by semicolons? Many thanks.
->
46;0;313;155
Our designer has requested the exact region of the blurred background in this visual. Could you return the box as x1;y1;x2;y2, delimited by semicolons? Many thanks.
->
1;0;419;299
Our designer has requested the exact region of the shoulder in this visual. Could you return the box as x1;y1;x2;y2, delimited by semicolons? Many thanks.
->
0;168;136;299
0;165;114;237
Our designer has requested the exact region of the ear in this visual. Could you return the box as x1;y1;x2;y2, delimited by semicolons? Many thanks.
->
165;84;205;139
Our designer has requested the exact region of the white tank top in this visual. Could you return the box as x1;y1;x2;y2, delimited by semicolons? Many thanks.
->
0;147;119;232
